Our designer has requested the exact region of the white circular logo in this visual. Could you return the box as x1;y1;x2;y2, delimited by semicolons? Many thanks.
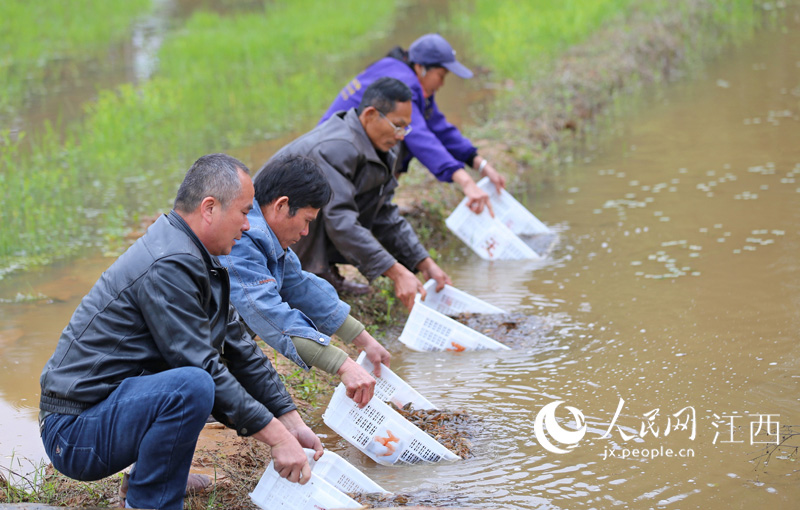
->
533;401;587;454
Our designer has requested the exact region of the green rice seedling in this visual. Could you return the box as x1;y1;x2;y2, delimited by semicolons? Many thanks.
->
0;0;769;277
451;0;762;81
446;0;765;175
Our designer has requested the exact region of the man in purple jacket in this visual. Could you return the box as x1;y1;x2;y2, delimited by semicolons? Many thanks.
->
321;33;506;216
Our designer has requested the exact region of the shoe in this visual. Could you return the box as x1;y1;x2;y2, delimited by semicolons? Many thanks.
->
119;471;212;502
318;265;370;295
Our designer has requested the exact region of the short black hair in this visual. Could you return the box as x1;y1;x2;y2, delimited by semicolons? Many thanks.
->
174;153;250;212
357;77;412;115
254;155;332;215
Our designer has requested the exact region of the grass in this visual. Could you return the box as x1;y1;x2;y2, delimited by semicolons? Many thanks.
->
281;368;325;406
452;0;638;81
452;0;764;82
0;0;397;278
0;452;121;506
0;1;786;505
3;0;765;278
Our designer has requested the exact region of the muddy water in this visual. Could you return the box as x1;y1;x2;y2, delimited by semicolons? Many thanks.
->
320;16;800;510
0;258;110;465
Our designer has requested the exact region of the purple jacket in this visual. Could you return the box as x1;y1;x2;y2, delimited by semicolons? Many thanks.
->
320;57;477;182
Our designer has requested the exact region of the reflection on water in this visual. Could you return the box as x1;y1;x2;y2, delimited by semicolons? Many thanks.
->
6;0;267;139
0;256;112;465
130;0;173;83
0;0;492;478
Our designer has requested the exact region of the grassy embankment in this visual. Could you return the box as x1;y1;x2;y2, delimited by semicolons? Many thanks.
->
454;0;770;184
0;0;396;278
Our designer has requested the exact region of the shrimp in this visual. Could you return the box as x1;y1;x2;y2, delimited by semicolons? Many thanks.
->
374;429;400;447
447;341;466;352
374;429;400;457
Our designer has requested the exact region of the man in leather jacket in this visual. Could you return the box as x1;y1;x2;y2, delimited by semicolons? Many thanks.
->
39;154;321;510
272;77;451;311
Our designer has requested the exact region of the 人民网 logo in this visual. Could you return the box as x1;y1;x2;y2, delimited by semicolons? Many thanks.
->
533;401;587;454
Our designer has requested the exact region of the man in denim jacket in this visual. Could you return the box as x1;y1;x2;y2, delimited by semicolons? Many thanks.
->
223;155;391;407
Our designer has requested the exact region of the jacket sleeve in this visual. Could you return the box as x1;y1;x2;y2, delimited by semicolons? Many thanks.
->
316;140;399;281
138;255;273;437
370;186;430;272
224;235;348;370
425;98;478;163
402;96;477;182
220;311;297;420
281;248;351;334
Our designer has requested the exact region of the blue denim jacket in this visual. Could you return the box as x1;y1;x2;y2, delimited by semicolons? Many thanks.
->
222;200;350;370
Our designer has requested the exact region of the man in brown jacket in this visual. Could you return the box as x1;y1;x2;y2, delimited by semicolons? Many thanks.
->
268;77;450;310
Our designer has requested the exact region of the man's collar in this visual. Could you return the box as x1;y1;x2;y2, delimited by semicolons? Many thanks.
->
167;210;221;268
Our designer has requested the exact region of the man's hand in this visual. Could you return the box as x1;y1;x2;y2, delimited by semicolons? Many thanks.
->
352;330;391;377
337;357;376;407
252;416;312;484
271;437;311;483
417;257;451;293
452;168;494;217
278;410;323;461
384;262;424;311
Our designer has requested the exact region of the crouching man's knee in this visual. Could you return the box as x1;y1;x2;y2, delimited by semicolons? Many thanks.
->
169;367;215;420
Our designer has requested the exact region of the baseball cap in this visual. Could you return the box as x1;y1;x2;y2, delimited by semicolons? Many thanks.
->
408;33;473;79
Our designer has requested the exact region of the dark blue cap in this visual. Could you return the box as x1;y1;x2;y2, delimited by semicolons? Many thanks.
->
408;33;473;79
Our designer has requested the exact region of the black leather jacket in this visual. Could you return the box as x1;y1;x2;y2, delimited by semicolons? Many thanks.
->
39;211;295;436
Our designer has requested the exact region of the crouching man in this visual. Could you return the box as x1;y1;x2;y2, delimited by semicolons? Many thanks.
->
273;77;451;310
223;155;391;408
38;154;321;510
